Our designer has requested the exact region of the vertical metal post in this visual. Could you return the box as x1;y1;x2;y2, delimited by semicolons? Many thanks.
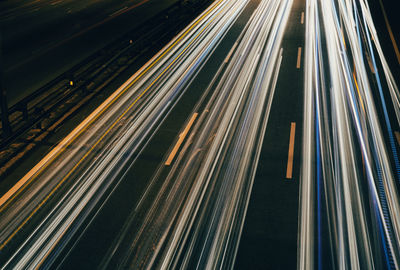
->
0;31;11;138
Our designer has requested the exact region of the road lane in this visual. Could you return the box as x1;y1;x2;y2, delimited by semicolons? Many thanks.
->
0;0;224;216
97;0;292;268
56;1;265;267
298;0;400;268
1;0;399;268
235;0;305;268
0;0;253;267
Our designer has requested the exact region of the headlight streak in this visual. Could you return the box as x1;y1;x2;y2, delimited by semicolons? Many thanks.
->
358;0;400;127
0;0;253;268
357;0;400;183
2;0;399;268
99;0;293;269
299;0;400;269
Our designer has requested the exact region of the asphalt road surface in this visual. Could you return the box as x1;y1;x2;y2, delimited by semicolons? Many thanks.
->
0;0;399;268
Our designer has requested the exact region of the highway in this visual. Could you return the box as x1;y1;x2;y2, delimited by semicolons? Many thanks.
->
0;0;399;268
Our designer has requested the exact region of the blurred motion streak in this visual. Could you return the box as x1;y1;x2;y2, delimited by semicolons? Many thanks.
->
298;0;400;269
101;0;292;268
0;0;294;268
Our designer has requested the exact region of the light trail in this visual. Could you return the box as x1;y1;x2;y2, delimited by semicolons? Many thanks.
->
299;0;400;269
99;0;292;268
0;0;251;267
2;0;399;268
